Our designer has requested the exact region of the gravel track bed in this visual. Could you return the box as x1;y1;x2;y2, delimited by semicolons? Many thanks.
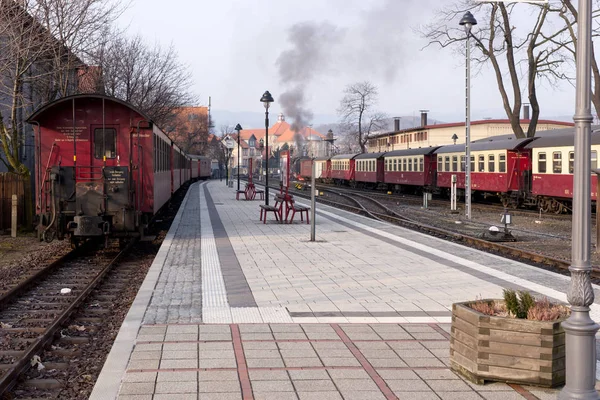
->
2;182;191;400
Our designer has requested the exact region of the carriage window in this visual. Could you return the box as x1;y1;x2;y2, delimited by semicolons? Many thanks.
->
94;128;116;159
438;156;443;172
488;154;495;173
471;156;475;172
460;156;465;172
408;158;412;172
451;156;458;172
444;156;450;172
478;155;485;172
538;153;547;173
592;151;598;171
568;152;574;174
413;158;418;171
499;154;506;173
419;157;424;172
553;152;562;173
402;158;407;171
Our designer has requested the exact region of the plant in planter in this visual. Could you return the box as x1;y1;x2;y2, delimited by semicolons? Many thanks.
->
450;289;569;387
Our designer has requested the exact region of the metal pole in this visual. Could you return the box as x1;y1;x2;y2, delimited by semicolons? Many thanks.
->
310;159;316;241
559;0;599;397
465;31;472;220
265;110;270;206
237;133;240;191
11;194;17;238
596;172;600;252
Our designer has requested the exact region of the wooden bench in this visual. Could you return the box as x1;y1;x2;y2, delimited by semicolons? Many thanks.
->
236;190;246;200
286;199;310;224
259;196;284;224
254;190;265;200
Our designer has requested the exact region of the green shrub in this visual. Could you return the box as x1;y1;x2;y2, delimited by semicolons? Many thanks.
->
503;289;535;319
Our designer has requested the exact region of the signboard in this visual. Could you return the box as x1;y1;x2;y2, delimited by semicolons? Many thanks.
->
224;137;235;149
280;150;290;190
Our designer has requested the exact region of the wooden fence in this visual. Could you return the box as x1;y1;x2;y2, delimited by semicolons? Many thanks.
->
0;173;26;231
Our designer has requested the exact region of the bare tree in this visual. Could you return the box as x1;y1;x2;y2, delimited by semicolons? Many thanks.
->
338;81;387;153
168;108;210;155
420;1;570;138
208;125;234;180
0;0;122;225
91;31;196;127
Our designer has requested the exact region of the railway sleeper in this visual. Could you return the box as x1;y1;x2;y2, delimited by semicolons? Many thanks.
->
22;378;63;389
58;336;89;345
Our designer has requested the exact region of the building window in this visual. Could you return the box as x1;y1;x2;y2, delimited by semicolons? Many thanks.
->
94;128;116;159
488;154;495;173
538;152;546;173
553;152;562;173
499;154;506;173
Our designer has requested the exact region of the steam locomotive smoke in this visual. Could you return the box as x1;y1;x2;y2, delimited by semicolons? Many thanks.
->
276;0;409;144
276;22;341;151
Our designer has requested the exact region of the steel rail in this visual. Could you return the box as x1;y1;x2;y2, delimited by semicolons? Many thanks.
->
0;239;136;396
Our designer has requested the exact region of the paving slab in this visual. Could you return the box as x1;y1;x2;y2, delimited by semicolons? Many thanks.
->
91;180;600;399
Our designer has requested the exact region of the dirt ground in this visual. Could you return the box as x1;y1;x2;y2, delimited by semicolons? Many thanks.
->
0;232;70;294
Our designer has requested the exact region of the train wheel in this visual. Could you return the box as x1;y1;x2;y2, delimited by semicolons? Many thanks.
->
70;237;80;249
501;197;510;209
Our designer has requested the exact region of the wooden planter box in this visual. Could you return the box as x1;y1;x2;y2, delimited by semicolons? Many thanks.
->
450;300;566;387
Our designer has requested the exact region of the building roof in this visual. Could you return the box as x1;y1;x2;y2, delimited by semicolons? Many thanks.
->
369;119;575;140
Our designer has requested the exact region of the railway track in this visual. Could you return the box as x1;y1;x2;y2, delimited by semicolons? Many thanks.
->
0;239;134;398
312;183;576;221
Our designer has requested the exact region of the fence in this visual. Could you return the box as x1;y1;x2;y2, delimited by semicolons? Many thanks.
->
0;173;26;231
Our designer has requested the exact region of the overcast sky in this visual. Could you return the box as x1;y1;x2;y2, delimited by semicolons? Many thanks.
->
117;0;578;126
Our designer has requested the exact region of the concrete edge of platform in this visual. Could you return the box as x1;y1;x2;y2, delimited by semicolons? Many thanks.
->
89;182;198;400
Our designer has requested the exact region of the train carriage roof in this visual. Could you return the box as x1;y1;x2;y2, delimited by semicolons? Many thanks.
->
435;136;535;154
524;126;600;148
27;93;154;125
354;152;386;159
188;155;211;161
331;153;359;160
313;156;331;161
384;147;441;157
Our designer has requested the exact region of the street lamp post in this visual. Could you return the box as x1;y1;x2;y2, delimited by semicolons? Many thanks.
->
559;0;599;398
459;11;476;221
235;123;242;191
260;91;274;205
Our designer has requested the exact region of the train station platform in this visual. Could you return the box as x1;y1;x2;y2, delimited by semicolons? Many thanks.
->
90;179;599;400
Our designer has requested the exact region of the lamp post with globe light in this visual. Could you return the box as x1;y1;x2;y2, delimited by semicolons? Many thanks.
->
459;11;476;221
235;124;242;191
260;91;274;205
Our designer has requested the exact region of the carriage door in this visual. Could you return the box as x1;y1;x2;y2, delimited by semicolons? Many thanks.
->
87;126;118;215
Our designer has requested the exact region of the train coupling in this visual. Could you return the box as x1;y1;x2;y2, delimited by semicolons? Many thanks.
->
68;216;107;236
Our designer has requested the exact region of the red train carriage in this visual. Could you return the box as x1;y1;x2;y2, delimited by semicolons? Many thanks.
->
314;157;331;181
331;153;357;183
189;155;211;180
354;152;385;187
383;147;440;192
299;157;332;181
524;127;600;213
435;135;535;207
27;94;195;244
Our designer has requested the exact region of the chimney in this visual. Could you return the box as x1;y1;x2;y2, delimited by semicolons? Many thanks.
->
523;104;530;120
394;117;400;131
420;110;428;127
277;113;285;122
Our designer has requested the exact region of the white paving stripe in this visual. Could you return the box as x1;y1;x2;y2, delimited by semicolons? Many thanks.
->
307;202;600;323
200;184;291;323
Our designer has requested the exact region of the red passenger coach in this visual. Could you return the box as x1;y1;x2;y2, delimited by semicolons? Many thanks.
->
435;135;534;207
331;154;357;183
383;147;440;191
190;155;211;180
523;127;600;213
27;94;196;244
354;152;385;187
314;157;331;181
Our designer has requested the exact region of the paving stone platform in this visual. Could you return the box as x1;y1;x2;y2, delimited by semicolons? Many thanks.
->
90;180;600;399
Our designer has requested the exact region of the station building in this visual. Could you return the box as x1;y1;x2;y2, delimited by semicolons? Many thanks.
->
366;110;574;153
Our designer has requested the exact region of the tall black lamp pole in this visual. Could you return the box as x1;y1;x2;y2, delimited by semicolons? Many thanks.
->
235;123;242;191
260;91;274;205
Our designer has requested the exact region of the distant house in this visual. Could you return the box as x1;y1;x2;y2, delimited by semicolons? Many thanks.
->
231;113;330;175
